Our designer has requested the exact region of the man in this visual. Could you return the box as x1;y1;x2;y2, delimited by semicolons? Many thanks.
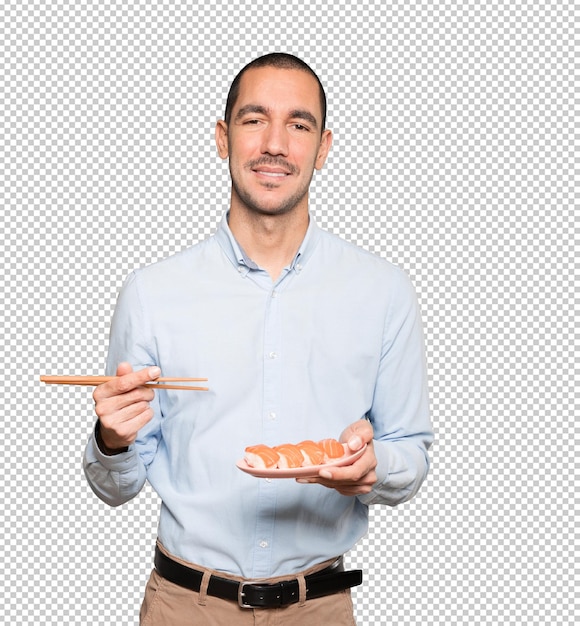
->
84;53;433;625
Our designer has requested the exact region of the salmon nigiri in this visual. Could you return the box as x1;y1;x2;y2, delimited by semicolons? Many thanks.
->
297;440;325;466
318;438;346;461
274;443;304;468
244;444;280;469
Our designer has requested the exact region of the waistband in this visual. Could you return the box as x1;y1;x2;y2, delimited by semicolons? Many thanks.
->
154;545;363;609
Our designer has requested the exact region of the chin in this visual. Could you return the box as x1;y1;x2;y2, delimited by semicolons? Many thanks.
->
231;176;311;217
238;193;308;217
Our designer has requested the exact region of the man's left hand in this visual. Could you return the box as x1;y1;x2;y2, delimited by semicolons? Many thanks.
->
297;419;377;496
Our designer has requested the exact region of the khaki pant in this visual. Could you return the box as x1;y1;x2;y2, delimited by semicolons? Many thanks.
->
140;545;357;626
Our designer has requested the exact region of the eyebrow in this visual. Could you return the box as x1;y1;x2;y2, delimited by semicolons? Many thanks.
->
234;104;319;129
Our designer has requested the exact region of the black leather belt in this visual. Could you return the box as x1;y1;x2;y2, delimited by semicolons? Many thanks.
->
154;546;362;608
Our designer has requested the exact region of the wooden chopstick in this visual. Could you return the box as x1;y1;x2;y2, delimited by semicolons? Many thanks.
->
40;375;209;391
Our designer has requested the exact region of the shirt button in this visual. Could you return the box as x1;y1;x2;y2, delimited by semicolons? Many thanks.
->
259;541;268;548
268;411;277;420
271;289;278;298
237;265;245;273
295;263;303;273
268;351;278;359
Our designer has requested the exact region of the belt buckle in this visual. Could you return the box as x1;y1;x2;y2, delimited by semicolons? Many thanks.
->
238;580;263;609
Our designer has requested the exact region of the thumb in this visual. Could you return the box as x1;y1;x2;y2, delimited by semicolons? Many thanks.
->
341;419;373;452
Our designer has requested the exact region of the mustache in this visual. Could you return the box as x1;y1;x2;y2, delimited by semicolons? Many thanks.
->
246;157;298;175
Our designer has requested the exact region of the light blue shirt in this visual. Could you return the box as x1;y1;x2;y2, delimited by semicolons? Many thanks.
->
83;212;433;578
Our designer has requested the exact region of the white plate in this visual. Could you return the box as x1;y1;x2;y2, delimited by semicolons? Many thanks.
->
236;444;367;478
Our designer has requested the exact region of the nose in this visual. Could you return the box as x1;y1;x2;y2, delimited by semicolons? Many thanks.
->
260;121;289;157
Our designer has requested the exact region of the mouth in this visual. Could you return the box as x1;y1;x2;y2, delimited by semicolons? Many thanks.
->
248;158;296;181
252;167;292;179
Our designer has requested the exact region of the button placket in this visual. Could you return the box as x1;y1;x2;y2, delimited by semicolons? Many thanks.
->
251;288;283;577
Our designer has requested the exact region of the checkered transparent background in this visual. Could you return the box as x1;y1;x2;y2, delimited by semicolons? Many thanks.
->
1;1;576;624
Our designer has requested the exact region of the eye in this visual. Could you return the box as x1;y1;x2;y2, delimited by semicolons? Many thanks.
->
291;123;310;132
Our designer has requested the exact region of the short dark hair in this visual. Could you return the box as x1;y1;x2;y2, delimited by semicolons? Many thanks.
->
224;53;327;131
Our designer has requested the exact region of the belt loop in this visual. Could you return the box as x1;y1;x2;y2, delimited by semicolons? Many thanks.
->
197;570;212;606
297;573;307;607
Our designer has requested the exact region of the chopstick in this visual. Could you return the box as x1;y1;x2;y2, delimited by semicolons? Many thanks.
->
40;375;209;391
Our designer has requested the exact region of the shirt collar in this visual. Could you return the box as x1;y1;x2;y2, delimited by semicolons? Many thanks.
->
215;210;321;275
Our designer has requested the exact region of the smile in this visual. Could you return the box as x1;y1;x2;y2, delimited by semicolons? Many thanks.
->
256;170;289;178
247;159;296;179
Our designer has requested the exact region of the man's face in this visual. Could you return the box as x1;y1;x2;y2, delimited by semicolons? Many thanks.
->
216;66;332;217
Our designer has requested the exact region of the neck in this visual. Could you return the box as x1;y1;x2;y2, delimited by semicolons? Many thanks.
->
228;206;309;280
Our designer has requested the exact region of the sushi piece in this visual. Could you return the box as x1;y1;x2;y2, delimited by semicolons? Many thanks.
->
318;438;346;461
274;443;304;468
244;444;280;469
297;440;325;466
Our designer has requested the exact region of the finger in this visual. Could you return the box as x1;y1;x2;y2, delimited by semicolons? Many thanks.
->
297;465;375;487
114;365;162;394
317;464;375;484
335;484;374;496
114;404;155;435
296;474;375;496
100;405;155;448
95;394;155;425
94;365;161;401
116;361;134;377
96;385;156;415
297;448;377;486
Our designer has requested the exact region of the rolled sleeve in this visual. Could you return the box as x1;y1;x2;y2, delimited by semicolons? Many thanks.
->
83;425;147;507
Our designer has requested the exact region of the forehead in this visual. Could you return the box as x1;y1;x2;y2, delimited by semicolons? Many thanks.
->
234;66;323;124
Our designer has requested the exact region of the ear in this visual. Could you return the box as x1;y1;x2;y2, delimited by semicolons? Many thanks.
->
314;129;333;170
215;120;229;159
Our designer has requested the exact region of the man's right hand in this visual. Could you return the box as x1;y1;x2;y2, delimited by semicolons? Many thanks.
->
93;362;161;454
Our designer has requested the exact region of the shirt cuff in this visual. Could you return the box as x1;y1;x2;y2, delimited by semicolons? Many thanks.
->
357;440;390;506
88;422;137;471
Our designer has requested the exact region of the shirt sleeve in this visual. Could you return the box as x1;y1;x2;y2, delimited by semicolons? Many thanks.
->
358;267;434;507
82;270;162;506
83;426;147;507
